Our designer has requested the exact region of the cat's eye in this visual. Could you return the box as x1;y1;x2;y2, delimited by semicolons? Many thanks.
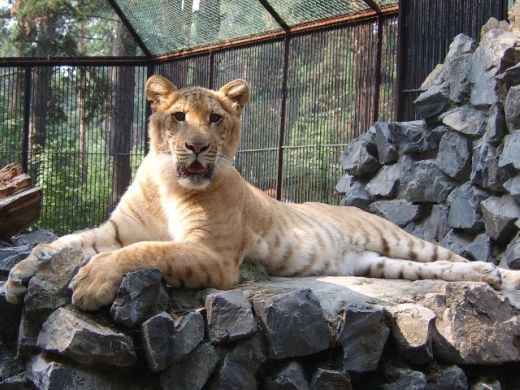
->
209;113;222;124
172;112;185;122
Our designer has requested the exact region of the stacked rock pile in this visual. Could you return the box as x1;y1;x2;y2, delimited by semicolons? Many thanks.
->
337;22;520;268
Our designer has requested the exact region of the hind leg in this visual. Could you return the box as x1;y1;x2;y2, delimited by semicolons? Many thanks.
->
354;252;502;289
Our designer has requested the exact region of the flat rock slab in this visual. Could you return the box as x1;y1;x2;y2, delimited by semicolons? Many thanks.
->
37;306;136;367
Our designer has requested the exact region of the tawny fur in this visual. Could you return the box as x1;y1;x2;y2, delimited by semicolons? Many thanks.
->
6;75;520;310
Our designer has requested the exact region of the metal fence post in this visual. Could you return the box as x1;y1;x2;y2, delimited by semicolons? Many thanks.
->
144;64;154;155
22;66;31;173
276;35;290;201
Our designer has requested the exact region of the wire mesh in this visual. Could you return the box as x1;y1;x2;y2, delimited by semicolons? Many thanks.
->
0;67;24;166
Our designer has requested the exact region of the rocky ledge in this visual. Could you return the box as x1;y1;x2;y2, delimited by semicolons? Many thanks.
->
1;240;520;389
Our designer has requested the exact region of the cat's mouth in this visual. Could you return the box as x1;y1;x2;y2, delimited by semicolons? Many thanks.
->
177;161;214;179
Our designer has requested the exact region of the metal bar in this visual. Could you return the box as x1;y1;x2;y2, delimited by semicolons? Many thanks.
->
258;0;290;31
106;0;153;57
373;15;384;122
0;57;151;67
22;66;31;173
396;0;406;121
144;64;154;155
276;35;290;201
209;51;215;90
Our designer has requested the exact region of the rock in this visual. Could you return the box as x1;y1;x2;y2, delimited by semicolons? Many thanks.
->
26;354;119;390
160;343;218;390
504;237;520;270
16;310;40;358
470;143;512;192
387;304;435;365
264;361;309;390
170;289;205;312
440;230;472;258
382;363;427;390
405;204;450;242
207;335;266;390
465;233;492;263
505;86;520;131
374;122;398;164
471;28;519;107
142;311;204;372
0;281;22;343
206;290;257;344
498;130;520;170
440;107;486;138
37;306;136;367
422;283;520;364
503;176;520;202
369;199;423;227
402;160;455;203
481;195;520;243
252;289;332;359
484;103;506;145
470;375;502;390
0;344;24;383
310;368;352;390
496;62;520;91
433;365;468;390
447;183;487;231
0;372;26;389
12;230;56;249
414;83;452;119
339;307;390;372
0;246;30;276
110;269;168;328
437;131;471;180
339;134;380;178
338;175;373;210
397;122;446;156
366;164;401;198
23;249;85;322
239;262;270;283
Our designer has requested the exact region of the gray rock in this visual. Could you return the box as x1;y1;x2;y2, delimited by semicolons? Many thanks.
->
437;131;471;180
0;246;30;276
433;366;468;390
447;183;487;231
503;176;520;202
470;376;502;390
239;262;270;283
338;175;373;210
37;306;136;366
310;368;352;390
440;107;486;139
504;237;520;270
207;335;266;390
170;288;205;312
505;86;520;131
375;122;399;164
366;164;401;198
339;307;390;372
383;363;427;390
484;103;506;145
0;372;26;389
387;304;436;365
26;354;118;390
142;310;204;372
481;195;520;243
499;130;520;170
206;290;257;344
252;289;332;359
470;28;519;107
24;249;85;322
12;230;56;249
422;283;520;364
160;343;218;390
0;344;24;383
465;233;492;263
397;122;446;156
16;310;40;358
402;160;455;203
369;200;423;227
405;204;450;242
0;282;22;344
339;134;380;178
470;143;512;192
440;230;472;258
264;362;309;390
496;62;520;91
110;268;168;328
414;83;452;118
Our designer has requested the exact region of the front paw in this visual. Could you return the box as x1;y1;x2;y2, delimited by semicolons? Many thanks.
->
69;252;123;311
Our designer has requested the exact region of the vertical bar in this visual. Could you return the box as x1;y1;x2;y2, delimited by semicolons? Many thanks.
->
22;66;31;172
144;64;154;155
373;15;383;123
395;0;406;121
276;35;290;201
209;51;215;90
